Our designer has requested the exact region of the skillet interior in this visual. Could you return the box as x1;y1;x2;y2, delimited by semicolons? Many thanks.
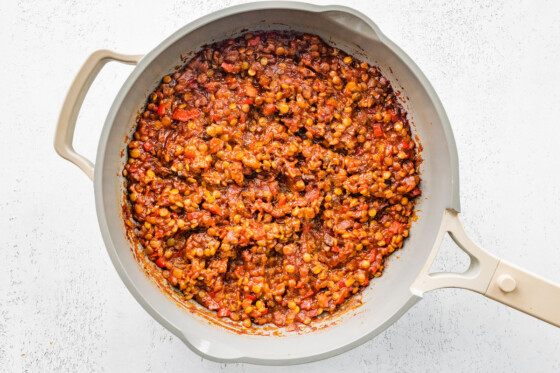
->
94;3;458;364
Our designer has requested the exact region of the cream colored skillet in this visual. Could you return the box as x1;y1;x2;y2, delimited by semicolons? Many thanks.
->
54;1;560;365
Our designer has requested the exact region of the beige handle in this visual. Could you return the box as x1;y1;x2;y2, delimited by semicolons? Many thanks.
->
486;260;560;326
413;209;560;327
54;50;142;180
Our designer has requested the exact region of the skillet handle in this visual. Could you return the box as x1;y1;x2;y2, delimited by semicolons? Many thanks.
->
412;209;560;327
54;50;142;180
484;260;560;327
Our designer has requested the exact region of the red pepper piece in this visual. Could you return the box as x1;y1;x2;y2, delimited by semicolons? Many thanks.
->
172;108;199;122
303;290;315;299
157;103;165;116
203;202;222;216
143;141;153;151
373;123;383;138
155;257;166;268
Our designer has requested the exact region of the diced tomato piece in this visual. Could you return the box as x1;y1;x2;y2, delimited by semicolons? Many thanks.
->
245;294;256;301
155;257;166;268
143;141;153;151
240;98;253;105
206;298;220;310
304;189;320;202
203;203;222;216
389;221;403;234
326;97;337;107
247;36;260;46
243;84;258;97
157;103;165;116
184;147;196;158
221;62;234;73
335;288;349;304
204;82;218;93
172;108;199;122
401;140;409;149
307;309;318;317
410;187;422;197
373;123;383;138
300;299;312;310
388;109;398;123
217;308;230;317
285;323;297;332
187;212;202;220
263;103;276;116
302;289;315;299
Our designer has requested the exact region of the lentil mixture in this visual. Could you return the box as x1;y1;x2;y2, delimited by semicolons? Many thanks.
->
123;31;422;329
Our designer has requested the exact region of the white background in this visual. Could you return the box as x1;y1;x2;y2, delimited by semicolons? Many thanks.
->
2;0;560;371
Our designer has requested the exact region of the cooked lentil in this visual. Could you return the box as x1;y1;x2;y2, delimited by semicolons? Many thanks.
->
123;31;422;329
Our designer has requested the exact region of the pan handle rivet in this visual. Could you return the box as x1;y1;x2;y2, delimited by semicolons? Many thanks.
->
497;274;516;293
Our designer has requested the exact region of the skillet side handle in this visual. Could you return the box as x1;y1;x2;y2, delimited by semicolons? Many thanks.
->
413;209;560;328
54;50;142;181
485;260;560;327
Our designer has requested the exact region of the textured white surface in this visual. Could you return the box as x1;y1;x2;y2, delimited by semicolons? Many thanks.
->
2;0;560;371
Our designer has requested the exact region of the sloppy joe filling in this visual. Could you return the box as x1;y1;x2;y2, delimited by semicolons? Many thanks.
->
123;31;422;329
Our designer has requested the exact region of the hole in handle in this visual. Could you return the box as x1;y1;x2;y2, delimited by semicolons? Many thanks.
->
428;233;472;275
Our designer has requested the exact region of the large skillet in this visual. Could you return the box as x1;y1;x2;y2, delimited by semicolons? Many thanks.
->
54;1;560;365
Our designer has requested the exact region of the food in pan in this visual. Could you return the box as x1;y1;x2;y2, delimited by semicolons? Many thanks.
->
122;31;422;329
